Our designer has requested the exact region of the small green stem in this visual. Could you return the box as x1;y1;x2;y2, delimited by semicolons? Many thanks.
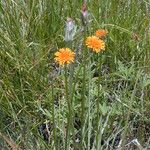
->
64;65;72;150
87;58;92;150
96;53;102;150
69;63;77;148
80;26;88;149
65;41;76;148
81;41;87;150
81;55;86;122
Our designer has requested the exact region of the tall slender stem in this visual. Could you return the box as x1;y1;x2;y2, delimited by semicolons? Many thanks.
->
96;53;102;150
80;29;88;150
64;65;72;150
65;41;76;148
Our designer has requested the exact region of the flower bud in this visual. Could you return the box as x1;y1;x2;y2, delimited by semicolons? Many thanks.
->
64;17;76;42
81;3;89;26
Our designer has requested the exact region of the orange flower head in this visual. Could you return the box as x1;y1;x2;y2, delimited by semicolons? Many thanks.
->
95;29;108;38
54;48;75;66
85;36;105;53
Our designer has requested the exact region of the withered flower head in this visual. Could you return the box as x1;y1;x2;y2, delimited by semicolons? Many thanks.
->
132;33;140;41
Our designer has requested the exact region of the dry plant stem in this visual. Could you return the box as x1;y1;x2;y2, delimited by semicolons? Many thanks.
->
0;132;23;150
51;82;57;149
96;53;102;150
64;65;72;150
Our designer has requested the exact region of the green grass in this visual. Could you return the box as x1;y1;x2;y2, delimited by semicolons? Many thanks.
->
1;0;150;149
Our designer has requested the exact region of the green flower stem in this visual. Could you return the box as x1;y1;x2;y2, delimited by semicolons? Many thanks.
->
81;44;87;150
81;26;88;149
82;56;86;138
64;65;72;150
66;41;76;148
69;63;77;147
87;57;92;150
96;53;102;150
67;42;74;109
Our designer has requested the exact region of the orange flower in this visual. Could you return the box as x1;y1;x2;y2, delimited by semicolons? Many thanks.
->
54;48;75;66
85;36;105;53
95;29;108;38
